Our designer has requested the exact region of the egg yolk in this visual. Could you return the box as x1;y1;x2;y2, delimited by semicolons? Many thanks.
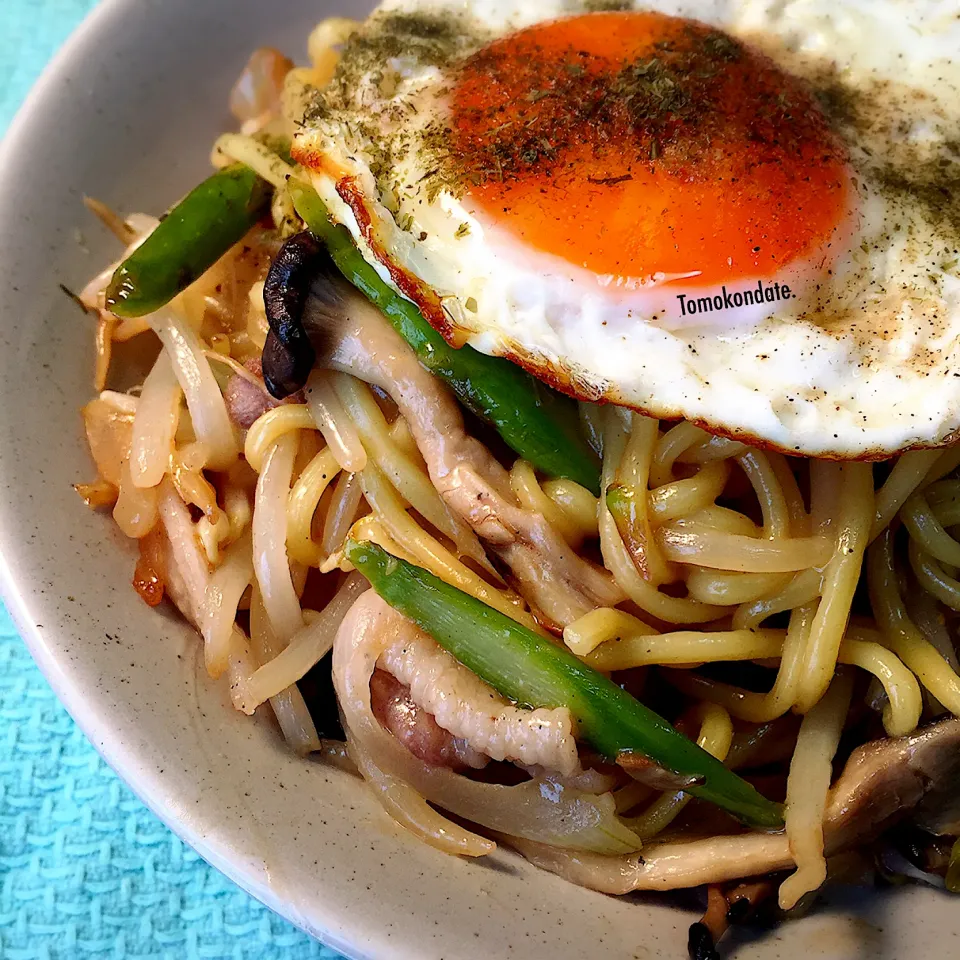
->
451;12;852;286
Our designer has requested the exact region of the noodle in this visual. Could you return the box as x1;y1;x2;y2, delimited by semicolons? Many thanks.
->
334;374;493;573
511;460;584;547
648;460;729;523
199;531;254;678
907;586;960;716
732;568;823;630
321;469;364;557
252;434;304;642
626;703;733;840
902;491;960;567
924;445;960;486
779;671;853;910
360;463;537;628
600;411;726;624
583;626;786;672
839;636;922;736
685;568;793;605
795;461;873;713
600;502;724;623
564;607;657;657
650;421;711;487
870;449;942;541
685;504;761;537
238;572;367;711
286;446;341;567
768;451;809;536
541;478;600;541
679;435;750;465
908;587;960;674
658;523;831;572
244;404;316;472
909;539;960;612
737;450;791;539
926;479;960;522
562;606;918;732
868;529;960;715
664;630;920;736
249;586;322;755
305;369;367;472
150;310;237;470
617;413;674;585
386;416;421;463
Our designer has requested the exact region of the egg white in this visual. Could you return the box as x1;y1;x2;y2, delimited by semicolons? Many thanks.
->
294;0;960;458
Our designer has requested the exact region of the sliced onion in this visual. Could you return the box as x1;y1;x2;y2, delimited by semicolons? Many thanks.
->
351;735;495;858
113;455;159;538
130;349;181;489
658;523;832;572
81;397;135;487
333;592;644;855
229;47;293;131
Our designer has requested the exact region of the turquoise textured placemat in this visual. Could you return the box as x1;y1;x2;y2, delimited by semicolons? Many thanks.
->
0;3;346;958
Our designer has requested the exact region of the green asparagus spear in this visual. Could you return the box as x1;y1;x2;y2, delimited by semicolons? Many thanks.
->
105;164;271;318
288;179;601;495
346;539;785;830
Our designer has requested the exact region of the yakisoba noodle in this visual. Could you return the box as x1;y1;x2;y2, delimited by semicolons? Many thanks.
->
74;11;960;957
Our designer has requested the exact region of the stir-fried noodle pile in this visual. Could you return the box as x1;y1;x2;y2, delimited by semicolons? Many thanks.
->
75;20;960;948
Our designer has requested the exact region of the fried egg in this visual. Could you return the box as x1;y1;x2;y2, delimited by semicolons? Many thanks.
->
292;0;960;458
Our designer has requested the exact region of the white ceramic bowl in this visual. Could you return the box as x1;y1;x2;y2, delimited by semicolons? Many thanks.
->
1;2;957;957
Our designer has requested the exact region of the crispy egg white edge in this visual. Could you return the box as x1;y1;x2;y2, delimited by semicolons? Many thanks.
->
297;0;960;458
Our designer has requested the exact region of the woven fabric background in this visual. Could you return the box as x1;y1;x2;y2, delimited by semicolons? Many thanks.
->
0;3;346;958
